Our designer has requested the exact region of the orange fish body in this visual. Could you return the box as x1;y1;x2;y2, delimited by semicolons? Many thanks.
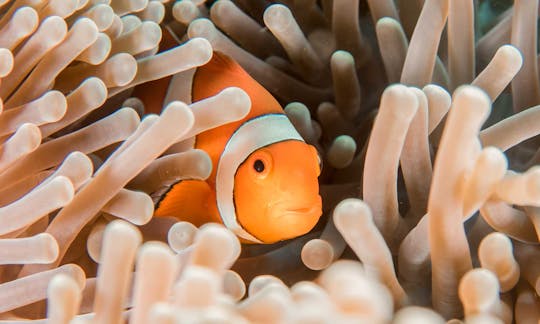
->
143;46;322;243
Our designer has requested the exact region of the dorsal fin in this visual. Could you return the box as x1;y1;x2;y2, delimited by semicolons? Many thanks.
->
200;51;240;73
192;51;283;118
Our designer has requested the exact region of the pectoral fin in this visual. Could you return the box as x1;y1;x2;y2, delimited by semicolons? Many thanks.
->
154;180;220;227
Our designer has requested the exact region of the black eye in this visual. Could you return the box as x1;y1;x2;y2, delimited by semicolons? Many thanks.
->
253;159;265;172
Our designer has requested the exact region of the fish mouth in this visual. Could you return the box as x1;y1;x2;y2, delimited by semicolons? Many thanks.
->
261;199;322;242
284;205;321;215
278;195;323;217
279;200;323;222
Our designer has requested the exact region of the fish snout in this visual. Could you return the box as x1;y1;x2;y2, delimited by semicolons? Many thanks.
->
269;194;322;240
283;194;322;216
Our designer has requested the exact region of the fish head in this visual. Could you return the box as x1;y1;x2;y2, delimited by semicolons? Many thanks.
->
233;140;322;243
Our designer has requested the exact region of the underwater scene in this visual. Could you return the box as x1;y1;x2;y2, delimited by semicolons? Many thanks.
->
0;0;538;322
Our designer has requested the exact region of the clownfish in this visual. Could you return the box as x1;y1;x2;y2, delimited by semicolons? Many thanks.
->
137;35;322;244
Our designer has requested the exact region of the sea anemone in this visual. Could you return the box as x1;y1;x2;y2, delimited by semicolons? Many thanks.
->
0;0;539;322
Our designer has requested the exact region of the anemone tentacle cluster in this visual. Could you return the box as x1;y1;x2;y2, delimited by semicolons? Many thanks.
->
0;0;539;322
